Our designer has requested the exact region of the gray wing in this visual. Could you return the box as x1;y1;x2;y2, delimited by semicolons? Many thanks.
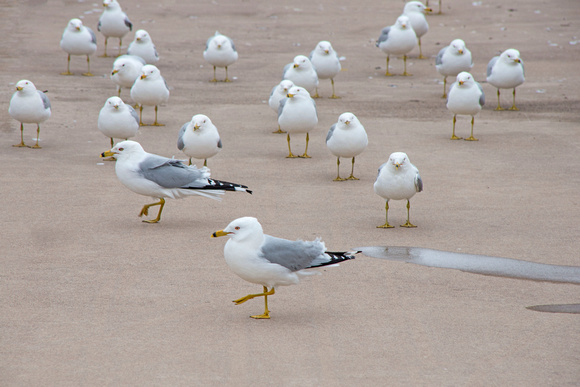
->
376;162;388;180
278;97;288;118
476;82;485;106
260;235;325;272
415;172;423;192
269;84;278;98
486;56;499;77
162;76;169;91
520;60;525;77
177;123;188;150
37;90;51;109
153;45;159;59
326;123;336;143
139;154;207;188
97;21;101;32
87;27;97;44
217;138;223;149
228;36;236;52
205;35;214;50
124;17;132;30
127;104;139;124
435;46;447;66
282;62;292;79
308;49;315;60
376;27;390;47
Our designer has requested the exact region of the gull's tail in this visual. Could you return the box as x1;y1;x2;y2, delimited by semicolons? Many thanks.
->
308;250;359;269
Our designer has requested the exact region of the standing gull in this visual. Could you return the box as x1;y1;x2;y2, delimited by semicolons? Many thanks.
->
486;49;525;111
211;217;356;319
130;64;170;126
326;112;368;181
97;96;140;149
203;31;238;82
60;18;97;76
282;55;319;97
446;71;485;141
374;152;423;228
177;114;222;167
110;54;146;98
309;41;342;98
435;39;473;98
100;141;251;223
278;86;318;158
402;1;432;59
127;29;159;64
268;79;294;134
376;16;417;76
9;80;51;149
97;0;133;57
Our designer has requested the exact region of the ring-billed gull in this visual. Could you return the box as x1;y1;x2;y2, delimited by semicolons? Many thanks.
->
97;0;133;57
282;55;319;97
268;80;294;134
326;112;368;181
98;96;140;149
127;29;159;64
486;49;525;111
278;86;318;158
60;18;97;76
9;80;51;149
110;54;146;98
130;65;170;126
376;16;417;76
402;1;432;59
447;71;485;141
203;31;238;82
100;141;251;223
435;39;473;98
309;41;341;98
177;114;222;166
211;216;357;319
374;152;423;228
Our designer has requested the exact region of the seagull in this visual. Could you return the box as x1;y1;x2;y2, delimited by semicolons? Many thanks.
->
374;152;423;228
211;216;357;319
278;86;318;158
130;65;170;126
127;29;159;64
309;41;342;98
402;1;432;59
268;79;295;134
282;55;319;97
435;39;473;98
203;31;238;82
97;0;133;57
100;141;251;223
376;15;417;76
177;114;222;167
8;80;51;149
447;71;485;141
326;113;368;181
486;49;525;111
97;96;140;149
60;18;97;76
110;54;146;98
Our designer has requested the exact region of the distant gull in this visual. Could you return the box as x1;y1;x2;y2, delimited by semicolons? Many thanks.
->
402;1;432;59
97;96;140;149
435;38;473;98
211;216;357;319
177;114;222;167
127;29;159;64
130;65;170;126
374;152;423;228
203;31;238;82
60;18;97;76
110;54;146;98
446;71;485;140
268;79;294;134
101;141;251;223
326;112;368;181
9;80;51;149
97;0;133;57
376;16;417;76
277;86;318;158
486;49;525;111
309;41;341;98
282;55;319;97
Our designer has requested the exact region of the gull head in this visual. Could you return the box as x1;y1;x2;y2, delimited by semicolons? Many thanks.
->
292;55;310;70
68;18;83;32
404;1;432;14
15;79;36;94
502;48;522;64
286;86;308;99
279;80;295;94
389;152;410;170
338;112;358;128
191;114;212;132
140;64;160;80
212;35;231;50
103;0;119;10
105;96;123;111
316;40;333;55
212;216;263;242
456;71;475;87
396;16;411;30
101;140;144;160
450;39;466;55
135;30;150;43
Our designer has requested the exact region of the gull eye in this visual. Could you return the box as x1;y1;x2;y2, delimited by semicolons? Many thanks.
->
235;226;240;230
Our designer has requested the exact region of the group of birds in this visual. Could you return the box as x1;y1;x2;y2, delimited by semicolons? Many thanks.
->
7;0;527;319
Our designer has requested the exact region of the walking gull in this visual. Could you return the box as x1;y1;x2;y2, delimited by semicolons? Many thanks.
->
326;112;368;181
101;141;251;223
9;80;51;148
211;217;357;319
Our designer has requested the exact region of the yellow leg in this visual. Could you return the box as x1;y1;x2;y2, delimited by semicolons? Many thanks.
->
377;201;395;228
329;78;340;99
400;200;417;228
100;37;109;57
438;0;442;14
333;157;346;181
464;116;478;141
300;133;311;158
313;87;320;99
417;38;426;59
117;38;123;57
402;55;412;76
82;55;94;76
210;66;218;82
385;56;393;76
451;115;462;140
509;88;519;111
286;133;298;158
30;124;42;149
495;89;504;111
61;54;73;75
203;159;208;167
347;157;359;180
138;105;146;126
152;105;164;126
441;76;447;98
272;124;286;134
13;123;28;147
224;66;232;82
139;198;165;223
233;286;275;319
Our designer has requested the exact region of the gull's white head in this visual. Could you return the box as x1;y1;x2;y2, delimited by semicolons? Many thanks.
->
286;86;309;100
68;18;83;31
139;64;161;80
316;41;333;55
111;57;135;75
389;152;410;170
501;48;522;64
337;112;358;128
190;114;213;132
212;216;263;242
15;79;37;93
278;80;295;94
102;140;144;160
103;0;120;10
293;55;311;69
105;96;124;110
450;39;466;55
395;15;411;30
135;30;150;43
404;1;432;14
211;34;232;50
456;71;475;87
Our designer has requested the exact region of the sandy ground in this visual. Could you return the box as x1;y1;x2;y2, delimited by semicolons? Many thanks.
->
1;0;579;385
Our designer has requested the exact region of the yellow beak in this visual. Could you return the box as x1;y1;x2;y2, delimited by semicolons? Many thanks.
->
459;81;464;85
425;7;433;12
193;124;200;131
101;150;116;157
287;93;294;98
514;58;521;63
16;86;23;91
293;64;299;68
111;69;118;75
211;230;229;238
458;49;463;54
140;74;147;79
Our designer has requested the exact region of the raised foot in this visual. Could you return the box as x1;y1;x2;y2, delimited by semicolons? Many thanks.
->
400;222;417;228
464;136;479;141
377;223;395;229
60;71;74;76
233;295;253;305
250;313;270;319
450;135;463;140
12;143;29;148
82;72;94;77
